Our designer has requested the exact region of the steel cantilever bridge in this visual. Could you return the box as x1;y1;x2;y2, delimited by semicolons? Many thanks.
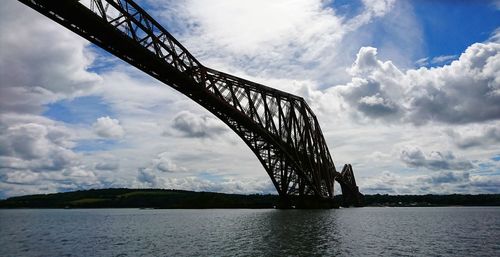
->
20;0;363;208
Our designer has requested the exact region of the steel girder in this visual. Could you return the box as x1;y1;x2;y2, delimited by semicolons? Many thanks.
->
19;0;363;203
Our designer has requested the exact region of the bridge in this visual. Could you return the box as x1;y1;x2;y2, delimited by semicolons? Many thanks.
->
19;0;364;208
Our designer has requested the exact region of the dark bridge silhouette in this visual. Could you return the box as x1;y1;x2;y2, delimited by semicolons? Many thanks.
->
20;0;363;208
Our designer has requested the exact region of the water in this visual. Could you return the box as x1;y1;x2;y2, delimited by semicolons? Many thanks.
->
1;207;499;257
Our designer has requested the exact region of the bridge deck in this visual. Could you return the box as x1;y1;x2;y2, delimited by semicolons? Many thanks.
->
19;0;363;207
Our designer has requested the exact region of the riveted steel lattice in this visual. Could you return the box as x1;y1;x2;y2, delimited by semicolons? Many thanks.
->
19;0;363;206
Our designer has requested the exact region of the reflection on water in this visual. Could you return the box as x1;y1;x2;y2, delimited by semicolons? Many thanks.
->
0;207;499;256
259;210;342;256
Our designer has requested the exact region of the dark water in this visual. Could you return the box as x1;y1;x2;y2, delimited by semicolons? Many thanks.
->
1;207;499;257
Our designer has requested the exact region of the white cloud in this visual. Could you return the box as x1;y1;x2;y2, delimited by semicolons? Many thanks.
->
494;0;500;10
137;168;160;187
95;70;181;116
328;41;500;124
406;43;500;124
399;146;473;171
92;116;125;139
136;152;188;186
94;162;119;171
1;0;499;198
415;57;429;67
414;54;458;67
446;122;500;149
148;0;407;86
152;152;187;173
431;54;457;65
361;170;500;195
170;111;227;138
361;0;396;17
490;28;500;43
0;1;100;115
3;170;41;185
170;0;345;58
0;115;79;172
0;114;106;197
136;168;275;195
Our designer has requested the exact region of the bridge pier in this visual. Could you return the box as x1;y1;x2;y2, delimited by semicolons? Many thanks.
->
276;196;340;209
339;190;365;207
275;194;364;209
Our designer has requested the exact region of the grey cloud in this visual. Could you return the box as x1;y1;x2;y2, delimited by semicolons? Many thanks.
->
161;176;276;195
447;124;500;149
405;43;500;125
0;2;105;197
357;93;400;117
171;111;227;138
138;152;187;175
157;161;180;173
361;171;500;195
0;114;108;198
94;162;119;171
339;79;402;120
135;157;275;194
4;123;48;160
420;171;470;184
362;185;396;194
400;147;473;171
0;1;100;115
336;47;404;121
3;0;498;200
470;177;500;193
135;153;187;187
334;42;500;125
357;171;400;194
154;153;187;173
40;149;76;171
0;121;78;172
1;166;101;198
137;168;159;187
2;170;41;185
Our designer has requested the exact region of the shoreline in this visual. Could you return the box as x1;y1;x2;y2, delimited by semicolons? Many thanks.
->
1;188;499;209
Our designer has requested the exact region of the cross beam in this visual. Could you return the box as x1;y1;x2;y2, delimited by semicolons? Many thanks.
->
19;0;364;207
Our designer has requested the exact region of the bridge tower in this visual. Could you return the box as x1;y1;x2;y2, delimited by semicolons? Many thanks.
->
19;0;364;208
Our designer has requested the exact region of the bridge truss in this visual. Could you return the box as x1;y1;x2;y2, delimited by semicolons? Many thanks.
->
19;0;363;207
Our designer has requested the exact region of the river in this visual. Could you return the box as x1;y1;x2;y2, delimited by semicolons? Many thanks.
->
1;207;498;256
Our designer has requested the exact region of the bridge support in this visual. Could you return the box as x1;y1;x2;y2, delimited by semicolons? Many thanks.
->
276;196;339;209
275;164;364;209
338;164;364;207
18;0;365;208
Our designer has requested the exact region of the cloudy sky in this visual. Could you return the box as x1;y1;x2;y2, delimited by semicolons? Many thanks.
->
1;0;499;198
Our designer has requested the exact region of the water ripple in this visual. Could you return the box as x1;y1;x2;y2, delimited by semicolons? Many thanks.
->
0;207;499;256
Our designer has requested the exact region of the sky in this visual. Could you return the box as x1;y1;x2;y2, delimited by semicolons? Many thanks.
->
0;0;499;198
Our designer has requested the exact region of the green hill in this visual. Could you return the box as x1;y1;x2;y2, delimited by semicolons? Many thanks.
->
0;189;279;209
0;189;498;208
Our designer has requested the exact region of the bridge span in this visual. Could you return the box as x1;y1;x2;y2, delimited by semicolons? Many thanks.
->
19;0;363;208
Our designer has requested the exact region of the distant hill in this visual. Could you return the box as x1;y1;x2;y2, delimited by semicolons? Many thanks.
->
0;189;279;209
362;194;500;207
0;189;498;208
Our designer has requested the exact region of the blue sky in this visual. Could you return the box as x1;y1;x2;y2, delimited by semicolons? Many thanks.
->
44;96;114;125
413;1;500;62
0;0;499;198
